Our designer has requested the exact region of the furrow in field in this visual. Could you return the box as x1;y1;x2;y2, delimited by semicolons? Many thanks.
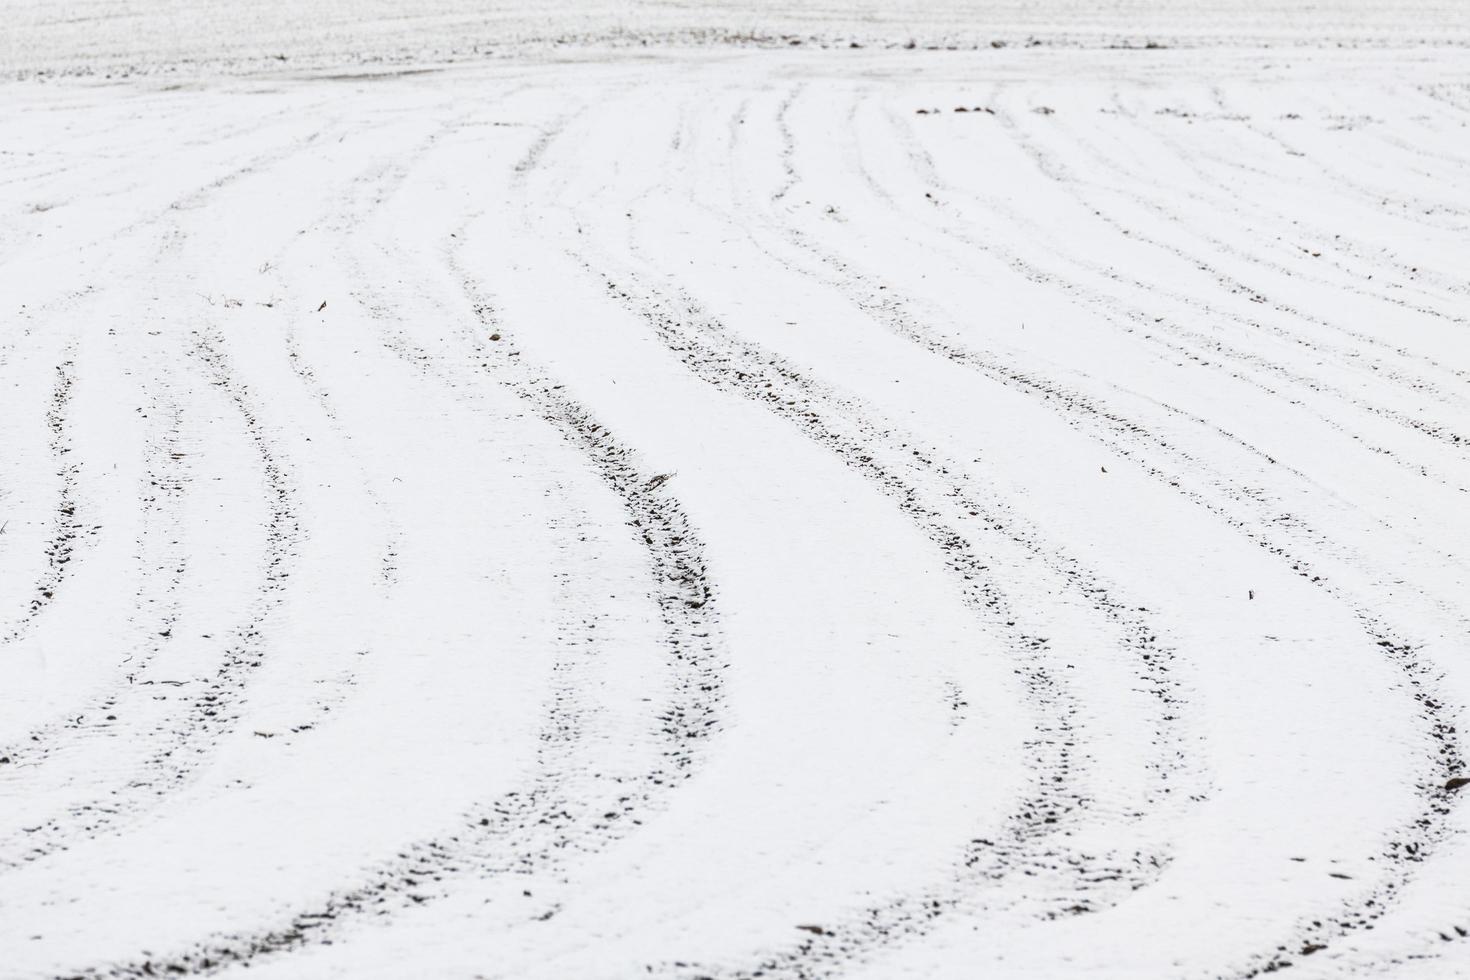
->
782;84;1469;629
0;386;188;791
0;324;301;871
604;269;1188;972
881;85;1469;977
1221;100;1470;236
1096;87;1470;331
2;349;83;643
981;103;1470;442
647;71;1465;978
908;92;1457;410
54;100;733;977
1148;91;1470;330
3;47;1468;980
885;103;1470;491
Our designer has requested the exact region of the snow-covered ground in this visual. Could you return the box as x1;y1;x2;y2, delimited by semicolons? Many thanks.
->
7;0;1470;77
2;5;1469;979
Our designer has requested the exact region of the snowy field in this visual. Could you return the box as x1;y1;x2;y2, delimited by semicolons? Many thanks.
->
2;3;1469;979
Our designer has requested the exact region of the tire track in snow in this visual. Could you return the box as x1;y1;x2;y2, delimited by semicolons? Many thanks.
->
884;103;1470;489
0;387;189;790
780;83;1467;978
1048;93;1470;360
1175;88;1470;313
845;106;1470;607
904;95;1462;421
1217;100;1470;237
63;459;720;979
0;326;301;870
804;85;1467;978
973;104;1470;454
358;224;733;799
0;94;367;830
544;77;1463;977
1;347;87;644
783;89;1467;624
570;257;1194;975
501;83;1210;974
1096;88;1470;337
5;48;1469;980
58;112;731;976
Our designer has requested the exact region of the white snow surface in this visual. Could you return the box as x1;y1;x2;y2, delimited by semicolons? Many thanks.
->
5;0;1470;76
2;4;1470;980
